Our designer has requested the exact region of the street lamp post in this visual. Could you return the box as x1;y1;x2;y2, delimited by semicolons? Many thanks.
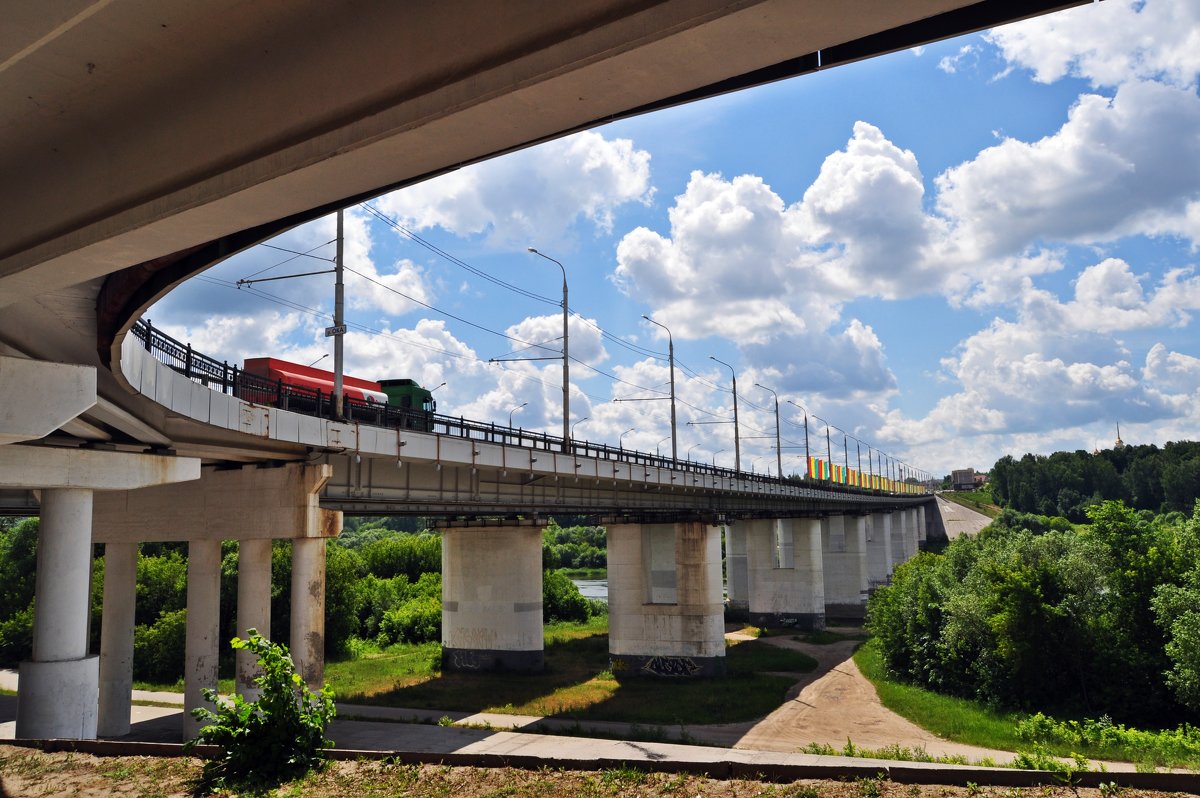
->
334;209;345;419
571;416;589;438
656;435;670;457
785;399;810;472
709;356;740;473
508;402;527;427
642;315;676;461
713;448;725;467
754;383;782;479
620;427;635;449
687;442;701;460
527;248;569;450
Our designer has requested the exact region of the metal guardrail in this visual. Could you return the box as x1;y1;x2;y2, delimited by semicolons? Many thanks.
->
130;318;925;497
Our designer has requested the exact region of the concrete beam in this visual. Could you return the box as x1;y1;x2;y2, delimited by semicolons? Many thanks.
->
0;356;95;445
0;445;199;490
93;462;336;543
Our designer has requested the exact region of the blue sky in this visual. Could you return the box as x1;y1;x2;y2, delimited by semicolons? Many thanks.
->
153;0;1200;478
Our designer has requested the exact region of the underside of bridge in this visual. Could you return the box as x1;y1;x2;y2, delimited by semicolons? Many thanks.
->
1;0;1074;742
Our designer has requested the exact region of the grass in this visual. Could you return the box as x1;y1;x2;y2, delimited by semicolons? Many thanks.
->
330;617;812;726
854;638;1200;770
854;638;1033;754
558;567;607;579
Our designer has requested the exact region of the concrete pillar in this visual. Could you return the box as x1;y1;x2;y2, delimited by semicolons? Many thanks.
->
725;523;748;614
442;526;542;672
98;541;137;737
906;509;920;559
291;537;327;688
823;515;868;621
866;512;893;590
745;518;824;631
16;488;99;739
183;538;221;741
917;505;928;547
235;538;272;699
891;510;909;565
608;522;725;677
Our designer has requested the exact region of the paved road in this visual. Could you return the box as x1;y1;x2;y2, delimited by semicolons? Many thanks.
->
934;495;992;539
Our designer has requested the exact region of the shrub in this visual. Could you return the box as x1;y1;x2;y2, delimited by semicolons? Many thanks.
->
187;630;335;792
379;594;442;645
543;569;591;623
132;608;187;683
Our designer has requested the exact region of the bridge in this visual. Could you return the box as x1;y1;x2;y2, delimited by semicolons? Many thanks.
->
0;0;1080;742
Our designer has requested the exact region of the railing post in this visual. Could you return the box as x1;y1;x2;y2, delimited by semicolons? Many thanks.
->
184;344;193;379
143;319;153;352
221;361;229;394
231;364;239;398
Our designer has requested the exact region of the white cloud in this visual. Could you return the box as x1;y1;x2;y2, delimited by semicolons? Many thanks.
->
935;80;1200;258
374;131;653;246
987;0;1200;89
938;44;977;75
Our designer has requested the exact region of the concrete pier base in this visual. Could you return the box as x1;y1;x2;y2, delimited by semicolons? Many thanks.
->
16;488;99;740
236;538;272;699
866;512;893;591
98;541;137;737
442;526;543;673
725;523;748;615
823;515;868;621
183;539;221;741
891;509;910;565
745;518;824;630
608;522;725;677
291;538;327;688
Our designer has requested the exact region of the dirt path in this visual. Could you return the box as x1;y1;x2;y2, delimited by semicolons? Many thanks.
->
688;631;1016;764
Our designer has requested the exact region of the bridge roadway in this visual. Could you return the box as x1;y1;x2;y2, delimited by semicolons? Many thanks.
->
0;0;1078;746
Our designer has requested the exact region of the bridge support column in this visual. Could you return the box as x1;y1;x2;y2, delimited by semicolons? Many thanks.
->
917;505;928;548
183;539;221;741
866;512;893;591
236;538;273;699
745;519;824;630
823;515;868;621
97;541;137;737
906;509;920;559
725;523;748;616
16;488;99;739
291;538;327;688
442;526;543;672
891;510;910;565
608;522;725;677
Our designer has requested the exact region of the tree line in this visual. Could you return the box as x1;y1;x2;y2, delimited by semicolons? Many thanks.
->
990;441;1200;522
0;516;606;684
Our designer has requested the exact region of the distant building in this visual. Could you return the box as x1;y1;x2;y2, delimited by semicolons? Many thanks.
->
1114;422;1126;450
952;468;976;491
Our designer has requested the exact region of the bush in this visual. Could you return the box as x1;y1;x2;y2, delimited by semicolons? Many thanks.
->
133;608;187;683
187;630;335;792
0;606;33;665
543;569;591;623
379;594;442;645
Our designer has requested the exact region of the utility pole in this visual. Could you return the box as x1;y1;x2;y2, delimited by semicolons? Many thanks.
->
527;248;569;450
755;383;781;478
334;209;345;419
643;316;676;461
711;356;740;473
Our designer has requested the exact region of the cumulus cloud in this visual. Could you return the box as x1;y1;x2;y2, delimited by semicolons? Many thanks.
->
987;0;1200;89
374;131;653;246
935;80;1200;258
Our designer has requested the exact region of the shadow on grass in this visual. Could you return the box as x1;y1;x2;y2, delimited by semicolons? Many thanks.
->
337;633;812;727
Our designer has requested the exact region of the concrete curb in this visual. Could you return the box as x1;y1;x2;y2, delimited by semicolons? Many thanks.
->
6;738;1200;792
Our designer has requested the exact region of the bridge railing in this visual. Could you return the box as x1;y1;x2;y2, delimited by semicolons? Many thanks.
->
129;319;927;495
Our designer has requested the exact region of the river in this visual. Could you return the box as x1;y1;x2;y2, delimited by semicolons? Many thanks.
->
571;578;608;603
